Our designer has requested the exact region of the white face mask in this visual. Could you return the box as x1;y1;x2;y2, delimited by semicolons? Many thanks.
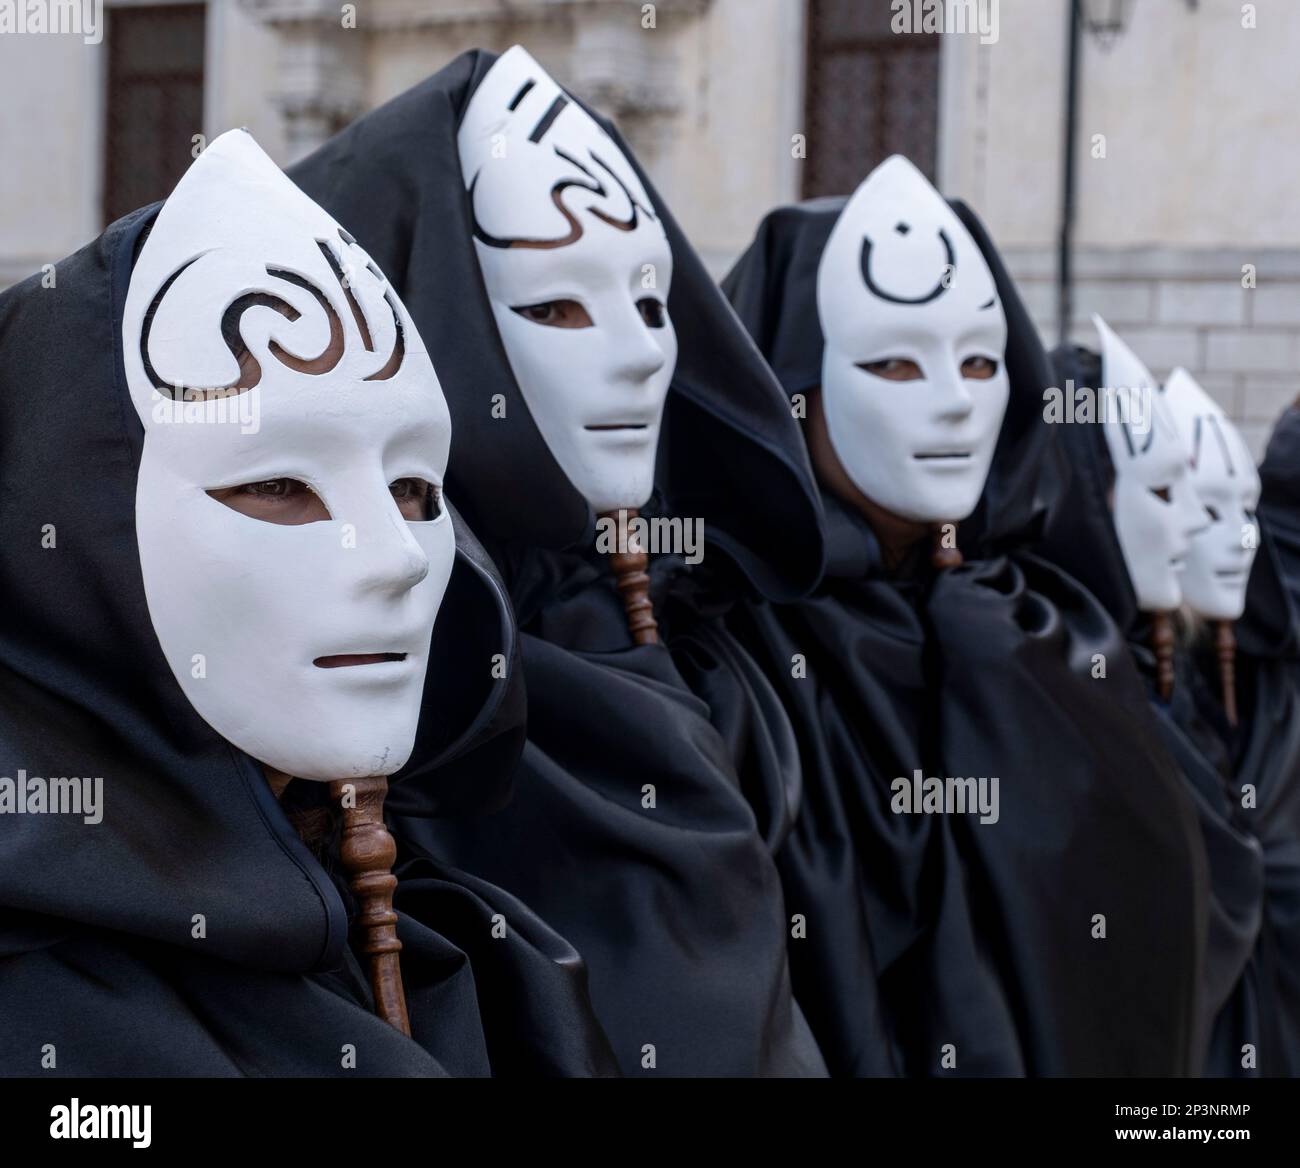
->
122;130;455;782
814;155;1010;524
1095;317;1205;613
1164;367;1260;620
458;45;677;515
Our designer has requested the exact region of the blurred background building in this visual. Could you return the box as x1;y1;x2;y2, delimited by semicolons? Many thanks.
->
2;0;1296;452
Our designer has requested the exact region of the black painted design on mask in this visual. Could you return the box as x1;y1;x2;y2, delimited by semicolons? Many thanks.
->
508;78;535;111
469;144;656;251
529;95;569;143
141;237;404;398
1192;414;1237;476
859;228;956;305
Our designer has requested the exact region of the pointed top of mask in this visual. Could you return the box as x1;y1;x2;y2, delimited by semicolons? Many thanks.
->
1092;314;1179;465
457;44;659;249
123;128;431;425
853;153;943;208
817;154;999;334
1095;313;1157;397
1164;365;1223;438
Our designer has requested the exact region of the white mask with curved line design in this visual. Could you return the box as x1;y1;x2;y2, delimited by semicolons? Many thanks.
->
1164;367;1260;620
1094;317;1205;613
458;45;677;514
122;129;455;781
815;155;1010;524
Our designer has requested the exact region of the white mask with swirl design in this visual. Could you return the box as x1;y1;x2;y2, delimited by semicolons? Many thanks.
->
122;130;454;781
459;45;677;514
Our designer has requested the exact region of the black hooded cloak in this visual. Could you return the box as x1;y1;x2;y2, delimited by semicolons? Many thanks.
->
1042;346;1300;1077
291;50;828;1076
1040;345;1269;1078
1244;406;1300;1074
0;201;617;1077
720;198;1208;1077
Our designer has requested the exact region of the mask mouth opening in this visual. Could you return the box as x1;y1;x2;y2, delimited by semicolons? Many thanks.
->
1214;567;1249;579
584;422;649;432
913;450;972;461
313;652;408;669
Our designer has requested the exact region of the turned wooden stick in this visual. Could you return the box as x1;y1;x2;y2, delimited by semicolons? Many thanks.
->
602;508;659;646
1216;619;1238;729
1151;611;1175;702
328;775;410;1036
931;523;963;571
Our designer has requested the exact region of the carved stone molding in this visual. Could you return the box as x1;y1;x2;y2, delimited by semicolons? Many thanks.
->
239;0;366;162
360;0;710;34
239;0;712;164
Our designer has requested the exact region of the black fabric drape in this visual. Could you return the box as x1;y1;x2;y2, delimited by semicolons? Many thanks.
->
720;196;1208;1076
291;49;828;1076
0;200;616;1077
1039;346;1300;1076
1230;406;1300;1074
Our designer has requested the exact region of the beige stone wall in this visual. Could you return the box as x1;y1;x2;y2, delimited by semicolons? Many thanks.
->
1006;245;1297;459
940;0;1300;454
272;0;806;273
0;23;104;287
3;0;1297;460
0;0;282;288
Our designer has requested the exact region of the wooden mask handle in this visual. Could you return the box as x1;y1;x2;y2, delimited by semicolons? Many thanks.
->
601;508;659;646
1216;619;1238;728
1151;611;1175;702
329;775;410;1036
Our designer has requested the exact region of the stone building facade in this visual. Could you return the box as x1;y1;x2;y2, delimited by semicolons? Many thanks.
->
2;0;1297;453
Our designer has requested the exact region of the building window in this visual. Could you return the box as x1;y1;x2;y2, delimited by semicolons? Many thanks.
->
103;3;206;226
802;0;941;198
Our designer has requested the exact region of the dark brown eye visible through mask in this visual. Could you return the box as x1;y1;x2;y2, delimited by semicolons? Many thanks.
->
511;299;593;328
637;298;666;328
389;477;442;521
207;477;441;524
858;358;924;381
961;355;999;379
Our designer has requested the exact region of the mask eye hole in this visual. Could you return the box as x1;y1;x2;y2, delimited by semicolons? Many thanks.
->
1150;486;1172;504
961;355;999;380
1204;504;1221;522
857;358;924;382
637;297;667;329
511;299;593;329
207;478;331;525
390;477;442;522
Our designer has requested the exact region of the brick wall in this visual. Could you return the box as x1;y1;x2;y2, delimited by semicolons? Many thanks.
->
1005;247;1300;460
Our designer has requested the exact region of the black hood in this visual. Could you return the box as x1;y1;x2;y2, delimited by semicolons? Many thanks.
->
1042;346;1297;652
1036;344;1147;636
1239;405;1300;660
720;194;1064;562
0;203;524;969
290;48;823;603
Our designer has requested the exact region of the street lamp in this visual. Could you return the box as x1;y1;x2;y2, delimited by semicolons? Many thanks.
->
1078;0;1136;51
1056;0;1140;346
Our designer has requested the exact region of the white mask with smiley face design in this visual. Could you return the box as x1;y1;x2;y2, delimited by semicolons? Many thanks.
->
815;155;1010;525
122;130;455;781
